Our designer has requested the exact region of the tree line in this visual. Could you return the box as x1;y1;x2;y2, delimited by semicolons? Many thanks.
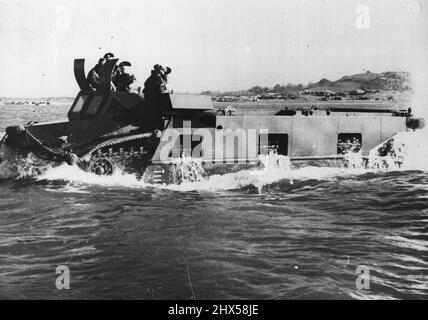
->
201;81;327;97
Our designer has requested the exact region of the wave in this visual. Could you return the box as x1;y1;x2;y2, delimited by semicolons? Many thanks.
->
1;129;427;192
32;156;409;193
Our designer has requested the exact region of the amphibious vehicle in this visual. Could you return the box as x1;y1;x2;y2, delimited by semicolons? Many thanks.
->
0;58;422;184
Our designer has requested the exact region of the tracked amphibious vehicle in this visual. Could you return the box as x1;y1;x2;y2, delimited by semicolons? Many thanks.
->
0;58;423;184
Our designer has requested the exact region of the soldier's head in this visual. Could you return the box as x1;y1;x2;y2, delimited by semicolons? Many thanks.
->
153;64;163;74
159;66;171;80
118;61;131;73
103;52;114;60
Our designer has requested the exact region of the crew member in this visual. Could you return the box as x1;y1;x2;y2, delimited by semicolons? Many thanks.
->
143;64;172;104
87;53;115;90
87;58;105;90
160;66;172;87
112;61;136;92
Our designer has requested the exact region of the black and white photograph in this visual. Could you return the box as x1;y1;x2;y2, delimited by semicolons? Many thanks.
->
0;0;427;304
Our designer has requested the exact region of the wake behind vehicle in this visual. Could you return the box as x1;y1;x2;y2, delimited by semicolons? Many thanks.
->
0;58;423;184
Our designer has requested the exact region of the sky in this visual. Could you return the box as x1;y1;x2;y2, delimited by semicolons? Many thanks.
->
0;0;427;97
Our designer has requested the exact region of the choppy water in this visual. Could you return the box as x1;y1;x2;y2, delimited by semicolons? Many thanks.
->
0;103;427;300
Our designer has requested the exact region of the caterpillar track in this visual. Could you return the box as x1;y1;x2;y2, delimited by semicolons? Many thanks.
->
78;132;159;177
80;132;156;159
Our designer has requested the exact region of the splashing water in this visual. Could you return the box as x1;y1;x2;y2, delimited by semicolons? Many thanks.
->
167;154;368;192
37;163;150;188
0;144;53;179
388;130;428;171
17;154;363;192
366;130;428;171
337;128;428;172
1;128;427;191
172;156;205;183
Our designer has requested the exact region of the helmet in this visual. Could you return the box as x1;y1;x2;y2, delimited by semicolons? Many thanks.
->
103;52;114;59
118;61;132;68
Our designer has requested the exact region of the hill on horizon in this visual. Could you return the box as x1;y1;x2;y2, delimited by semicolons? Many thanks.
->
202;70;413;97
305;71;412;93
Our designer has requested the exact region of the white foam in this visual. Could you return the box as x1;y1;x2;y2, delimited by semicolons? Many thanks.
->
389;130;428;171
34;155;372;192
37;163;149;188
2;128;427;192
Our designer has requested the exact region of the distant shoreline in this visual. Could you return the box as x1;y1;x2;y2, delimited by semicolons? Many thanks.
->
0;97;74;100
